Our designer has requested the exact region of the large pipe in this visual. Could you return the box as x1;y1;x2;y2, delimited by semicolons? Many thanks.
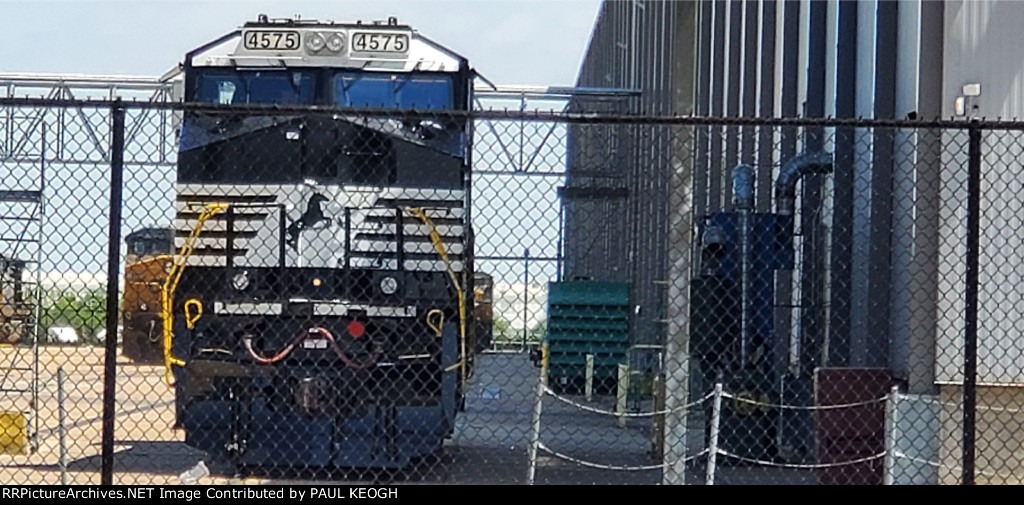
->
774;151;834;217
733;164;755;365
733;164;756;210
773;151;833;375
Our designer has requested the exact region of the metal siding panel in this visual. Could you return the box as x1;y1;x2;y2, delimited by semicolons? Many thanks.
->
907;0;943;394
757;0;778;214
724;0;742;211
850;0;877;366
800;0;828;378
829;0;857;367
742;0;759;169
710;0;727;212
695;0;714;221
890;1;922;382
942;1;1024;119
868;0;897;368
780;0;800;121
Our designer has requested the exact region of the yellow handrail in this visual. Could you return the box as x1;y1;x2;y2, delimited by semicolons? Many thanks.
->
161;203;228;386
407;207;468;389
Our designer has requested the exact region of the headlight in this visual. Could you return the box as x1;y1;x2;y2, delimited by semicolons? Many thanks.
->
305;33;326;53
380;276;398;295
325;33;345;53
164;261;173;274
231;271;250;291
139;302;148;312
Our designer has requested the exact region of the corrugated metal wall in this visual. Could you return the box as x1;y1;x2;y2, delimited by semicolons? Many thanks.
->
936;0;1024;385
566;0;950;381
566;0;682;346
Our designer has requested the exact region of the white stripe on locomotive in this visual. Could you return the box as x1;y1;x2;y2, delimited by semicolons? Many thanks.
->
173;183;466;272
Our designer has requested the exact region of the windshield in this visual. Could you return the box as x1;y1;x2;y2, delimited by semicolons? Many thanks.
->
194;70;316;105
126;229;173;258
334;72;453;110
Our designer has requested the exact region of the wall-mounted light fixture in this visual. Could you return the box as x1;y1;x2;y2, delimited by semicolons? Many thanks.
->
955;83;981;117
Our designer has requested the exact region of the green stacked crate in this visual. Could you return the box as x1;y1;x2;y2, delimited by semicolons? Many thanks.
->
545;280;630;393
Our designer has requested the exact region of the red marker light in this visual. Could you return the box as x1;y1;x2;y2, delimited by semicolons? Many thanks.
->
347;321;365;339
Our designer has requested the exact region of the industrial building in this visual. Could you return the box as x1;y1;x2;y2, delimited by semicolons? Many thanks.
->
566;0;1024;483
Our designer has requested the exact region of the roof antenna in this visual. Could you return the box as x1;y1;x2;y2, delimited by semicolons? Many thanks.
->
258;13;268;23
388;17;398;26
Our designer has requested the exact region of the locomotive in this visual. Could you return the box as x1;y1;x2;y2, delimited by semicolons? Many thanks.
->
121;227;173;363
154;15;478;470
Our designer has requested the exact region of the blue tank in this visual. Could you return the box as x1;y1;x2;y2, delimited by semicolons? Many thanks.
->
691;211;794;461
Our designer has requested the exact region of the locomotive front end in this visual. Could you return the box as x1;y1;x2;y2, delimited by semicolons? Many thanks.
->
167;16;476;470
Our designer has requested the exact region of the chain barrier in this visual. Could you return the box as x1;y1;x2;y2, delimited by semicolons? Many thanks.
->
722;391;889;411
536;443;708;472
718;450;887;470
891;450;942;468
532;377;907;483
542;385;714;417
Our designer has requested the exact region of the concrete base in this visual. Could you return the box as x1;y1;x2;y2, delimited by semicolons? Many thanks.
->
938;385;1024;484
886;393;939;485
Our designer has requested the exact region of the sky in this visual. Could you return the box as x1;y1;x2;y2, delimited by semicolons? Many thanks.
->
0;0;603;87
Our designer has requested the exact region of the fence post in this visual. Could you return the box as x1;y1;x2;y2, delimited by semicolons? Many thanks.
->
585;354;594;402
651;374;665;459
706;382;722;485
884;385;899;485
963;121;981;486
522;248;529;351
526;342;548;485
616;363;629;428
58;367;67;485
100;98;125;485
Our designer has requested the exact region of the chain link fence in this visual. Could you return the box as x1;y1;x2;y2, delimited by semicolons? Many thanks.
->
0;98;1018;485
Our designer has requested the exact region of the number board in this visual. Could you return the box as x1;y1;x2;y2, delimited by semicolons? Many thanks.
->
351;32;409;55
243;30;301;51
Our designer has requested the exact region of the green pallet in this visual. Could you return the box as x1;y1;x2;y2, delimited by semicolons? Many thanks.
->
548;331;629;343
545;342;631;356
545;280;630;383
547;281;630;306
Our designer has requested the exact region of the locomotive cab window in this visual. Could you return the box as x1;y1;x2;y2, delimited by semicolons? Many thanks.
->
334;72;453;110
128;239;150;256
194;70;316;104
126;230;173;257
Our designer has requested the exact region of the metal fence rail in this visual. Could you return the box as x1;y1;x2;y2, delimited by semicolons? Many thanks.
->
0;97;1015;485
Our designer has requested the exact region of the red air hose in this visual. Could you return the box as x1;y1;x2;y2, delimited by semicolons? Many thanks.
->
242;331;306;364
311;326;383;371
243;326;382;370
